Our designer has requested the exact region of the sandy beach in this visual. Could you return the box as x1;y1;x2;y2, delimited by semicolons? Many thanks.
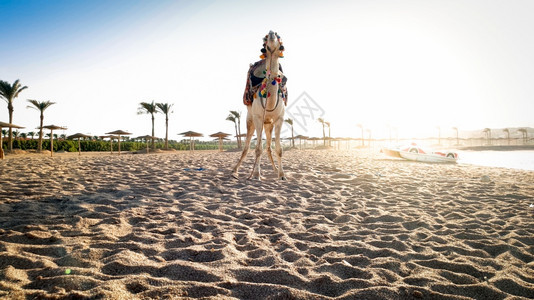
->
0;149;533;299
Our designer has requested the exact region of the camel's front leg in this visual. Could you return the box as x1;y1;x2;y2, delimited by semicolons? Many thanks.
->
274;119;286;180
232;117;255;178
248;117;264;180
264;122;278;174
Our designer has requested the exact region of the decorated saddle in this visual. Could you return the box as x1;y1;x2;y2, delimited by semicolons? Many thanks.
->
243;59;288;106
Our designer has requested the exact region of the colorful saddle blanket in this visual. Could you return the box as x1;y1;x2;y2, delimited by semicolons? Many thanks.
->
243;59;288;106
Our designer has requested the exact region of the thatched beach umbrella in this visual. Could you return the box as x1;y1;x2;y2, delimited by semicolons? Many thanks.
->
99;135;120;154
106;130;131;155
43;125;67;157
0;121;25;159
308;137;321;148
209;132;231;152
294;135;309;150
134;135;158;153
67;133;91;156
180;131;203;152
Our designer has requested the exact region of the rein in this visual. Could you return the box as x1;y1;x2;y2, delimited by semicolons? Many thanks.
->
261;90;280;113
260;46;281;113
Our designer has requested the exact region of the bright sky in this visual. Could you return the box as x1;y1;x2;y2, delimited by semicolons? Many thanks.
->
1;0;533;140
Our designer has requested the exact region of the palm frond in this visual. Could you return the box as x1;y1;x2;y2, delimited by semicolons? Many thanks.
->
27;99;56;111
0;79;28;103
138;101;157;115
156;102;174;114
230;110;241;118
226;115;236;123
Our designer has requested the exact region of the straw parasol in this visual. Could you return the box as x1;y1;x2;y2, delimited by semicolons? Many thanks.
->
67;133;91;156
209;132;231;152
105;130;131;155
308;137;321;148
43;125;67;157
134;135;158;154
294;135;309;150
99;135;118;154
179;131;203;152
0;121;25;159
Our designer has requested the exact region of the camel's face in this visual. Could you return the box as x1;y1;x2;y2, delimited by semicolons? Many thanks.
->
264;30;283;59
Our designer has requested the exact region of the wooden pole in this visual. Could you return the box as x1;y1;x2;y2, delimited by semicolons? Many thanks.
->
50;130;54;157
78;138;81;156
0;129;3;159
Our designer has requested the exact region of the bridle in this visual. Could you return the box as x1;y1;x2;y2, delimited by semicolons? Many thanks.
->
260;41;282;113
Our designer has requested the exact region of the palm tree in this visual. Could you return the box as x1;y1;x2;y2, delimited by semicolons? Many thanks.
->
482;128;491;145
325;121;331;146
27;99;56;152
138;101;158;149
28;131;36;140
156;102;174;150
503;128;510;145
226;114;239;148
517;128;528;144
0;79;28;151
285;118;294;148
452;127;459;146
13;130;20;140
318;118;326;146
20;132;27;140
357;124;364;146
230;111;242;149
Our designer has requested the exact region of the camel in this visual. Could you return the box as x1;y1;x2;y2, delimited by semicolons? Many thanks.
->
232;31;287;180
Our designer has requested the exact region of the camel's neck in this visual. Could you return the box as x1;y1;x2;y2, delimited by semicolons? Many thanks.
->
264;56;280;111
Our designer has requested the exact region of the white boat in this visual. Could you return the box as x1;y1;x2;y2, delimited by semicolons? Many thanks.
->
399;150;457;163
381;147;402;158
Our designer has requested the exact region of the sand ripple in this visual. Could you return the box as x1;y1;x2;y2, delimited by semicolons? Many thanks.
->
1;150;533;299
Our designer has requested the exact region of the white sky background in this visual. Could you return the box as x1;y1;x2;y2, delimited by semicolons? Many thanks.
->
1;0;533;140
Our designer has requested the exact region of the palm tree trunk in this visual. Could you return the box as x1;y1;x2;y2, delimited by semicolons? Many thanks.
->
165;115;169;150
151;114;155;149
237;117;242;149
50;130;54;157
0;129;4;159
291;126;294;148
322;125;326;146
38;113;44;152
234;123;238;148
8;104;13;151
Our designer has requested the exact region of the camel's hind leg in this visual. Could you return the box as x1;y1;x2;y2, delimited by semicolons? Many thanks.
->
248;116;265;180
274;119;286;180
232;117;255;178
264;122;278;174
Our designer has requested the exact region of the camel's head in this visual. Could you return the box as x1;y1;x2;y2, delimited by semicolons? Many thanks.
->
260;30;284;59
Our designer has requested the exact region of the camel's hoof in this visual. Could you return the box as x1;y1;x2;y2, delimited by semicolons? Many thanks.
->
280;176;287;181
